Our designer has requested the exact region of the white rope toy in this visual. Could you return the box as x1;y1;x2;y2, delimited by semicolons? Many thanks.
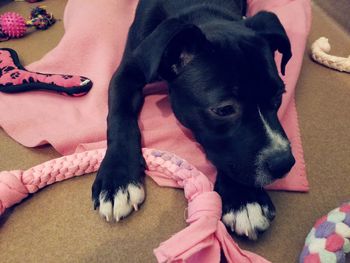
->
311;37;350;73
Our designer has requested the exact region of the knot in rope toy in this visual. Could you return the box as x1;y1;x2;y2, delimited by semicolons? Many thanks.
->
300;203;350;263
311;37;350;73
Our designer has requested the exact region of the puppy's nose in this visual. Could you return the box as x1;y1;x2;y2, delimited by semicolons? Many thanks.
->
266;151;295;179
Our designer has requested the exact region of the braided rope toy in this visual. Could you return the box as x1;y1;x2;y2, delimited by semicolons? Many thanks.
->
311;37;350;73
299;203;350;263
0;148;270;263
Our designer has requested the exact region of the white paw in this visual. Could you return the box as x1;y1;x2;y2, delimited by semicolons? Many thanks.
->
98;184;145;222
222;202;271;240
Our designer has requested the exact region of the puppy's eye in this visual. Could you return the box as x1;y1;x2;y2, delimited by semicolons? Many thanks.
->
211;105;236;117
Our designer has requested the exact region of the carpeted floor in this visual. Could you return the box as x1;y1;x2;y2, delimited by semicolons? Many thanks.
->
0;1;350;262
313;0;350;32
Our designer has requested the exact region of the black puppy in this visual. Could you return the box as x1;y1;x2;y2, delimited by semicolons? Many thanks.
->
92;0;295;240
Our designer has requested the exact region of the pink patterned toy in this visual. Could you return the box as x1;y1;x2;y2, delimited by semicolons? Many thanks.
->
0;48;92;96
0;12;26;39
0;148;270;263
299;203;350;263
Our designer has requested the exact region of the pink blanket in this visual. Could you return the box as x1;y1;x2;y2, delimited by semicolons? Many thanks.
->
0;0;310;191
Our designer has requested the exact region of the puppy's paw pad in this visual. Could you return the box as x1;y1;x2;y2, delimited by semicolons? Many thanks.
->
222;202;271;240
98;183;145;222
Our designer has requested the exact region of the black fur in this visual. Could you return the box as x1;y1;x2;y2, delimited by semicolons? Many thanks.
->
92;0;295;238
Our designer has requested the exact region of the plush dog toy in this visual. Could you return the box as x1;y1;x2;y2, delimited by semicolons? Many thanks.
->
300;202;350;263
0;48;92;96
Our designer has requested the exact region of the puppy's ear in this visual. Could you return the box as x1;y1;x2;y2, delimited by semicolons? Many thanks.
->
244;11;291;75
133;18;208;82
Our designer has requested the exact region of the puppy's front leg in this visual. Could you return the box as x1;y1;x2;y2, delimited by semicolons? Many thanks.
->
92;60;146;222
215;172;276;240
91;16;209;222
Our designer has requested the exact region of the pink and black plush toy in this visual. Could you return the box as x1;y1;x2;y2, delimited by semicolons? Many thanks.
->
0;48;92;96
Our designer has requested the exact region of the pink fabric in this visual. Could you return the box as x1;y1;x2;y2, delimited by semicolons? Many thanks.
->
0;0;311;191
0;147;271;262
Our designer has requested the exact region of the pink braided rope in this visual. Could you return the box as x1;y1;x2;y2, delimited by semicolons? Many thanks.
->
0;149;106;214
0;148;270;263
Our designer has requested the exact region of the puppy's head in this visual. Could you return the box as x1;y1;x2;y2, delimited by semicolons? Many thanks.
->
134;11;295;187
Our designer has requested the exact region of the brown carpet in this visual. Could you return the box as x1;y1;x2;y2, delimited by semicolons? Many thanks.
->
1;1;350;262
313;0;350;32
